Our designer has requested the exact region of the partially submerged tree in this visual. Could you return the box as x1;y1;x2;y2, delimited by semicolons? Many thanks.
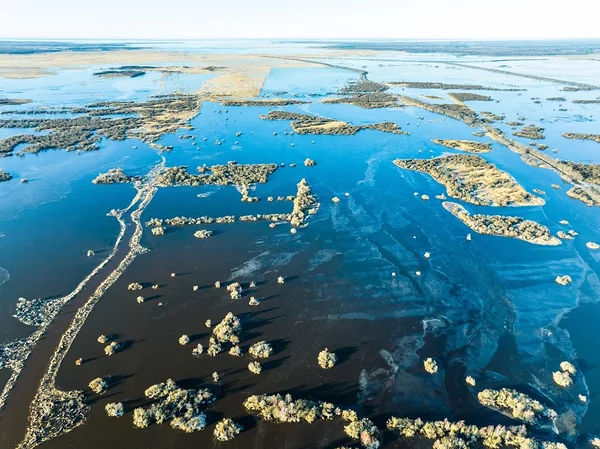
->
128;282;143;291
214;418;243;441
104;341;123;356
192;344;203;357
132;378;215;432
318;348;337;369
105;402;125;417
424;358;439;374
248;361;262;375
89;377;109;395
249;341;273;359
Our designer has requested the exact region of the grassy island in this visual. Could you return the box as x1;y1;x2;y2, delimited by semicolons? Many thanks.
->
261;111;407;135
0;98;32;105
155;162;278;187
394;154;544;207
431;139;492;153
448;92;492;102
443;202;561;245
562;133;600;144
513;124;545;140
92;168;141;184
387;81;522;91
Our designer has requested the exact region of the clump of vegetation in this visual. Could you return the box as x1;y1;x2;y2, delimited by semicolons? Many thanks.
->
229;345;242;357
207;312;241;356
448;93;492;102
562;133;600;144
243;393;338;424
387;416;566;449
132;378;215;432
560;361;577;375
555;275;572;286
128;282;143;291
513;124;545;140
13;296;64;327
244;393;379;448
214;418;243;441
261;110;404;134
248;361;262;374
227;282;242;300
318;348;337;369
553;361;577;387
341;79;389;94
213;312;241;343
88;377;109;395
92;168;140;184
289;178;319;227
553;371;573;387
249;296;260;306
424;358;439;374
0;169;12;182
477;388;557;425
136;296;144;304
155;162;278;187
388;81;521;91
325;91;401;109
465;376;476;386
431;139;492;154
277;276;285;284
97;334;108;344
194;229;213;239
151;226;165;236
207;343;222;357
249;341;273;359
179;335;190;345
0;98;32;105
104;341;123;356
304;158;317;167
397;95;484;126
212;372;220;383
343;418;381;449
443;202;561;246
221;99;307;107
192;344;203;357
105;402;124;417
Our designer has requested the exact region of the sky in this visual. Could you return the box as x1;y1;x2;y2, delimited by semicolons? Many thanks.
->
2;0;599;40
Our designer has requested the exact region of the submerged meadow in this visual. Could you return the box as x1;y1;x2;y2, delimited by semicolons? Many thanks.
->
0;40;599;449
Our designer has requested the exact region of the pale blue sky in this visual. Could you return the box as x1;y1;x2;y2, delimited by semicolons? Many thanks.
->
3;0;599;40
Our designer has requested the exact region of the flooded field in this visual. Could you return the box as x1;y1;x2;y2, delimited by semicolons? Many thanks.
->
0;40;599;449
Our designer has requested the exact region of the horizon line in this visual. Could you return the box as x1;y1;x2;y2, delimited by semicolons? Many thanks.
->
1;37;599;42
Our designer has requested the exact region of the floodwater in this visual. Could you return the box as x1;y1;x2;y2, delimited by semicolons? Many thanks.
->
0;41;599;449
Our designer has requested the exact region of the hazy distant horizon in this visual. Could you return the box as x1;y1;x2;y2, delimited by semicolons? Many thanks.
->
1;37;600;43
3;0;599;40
